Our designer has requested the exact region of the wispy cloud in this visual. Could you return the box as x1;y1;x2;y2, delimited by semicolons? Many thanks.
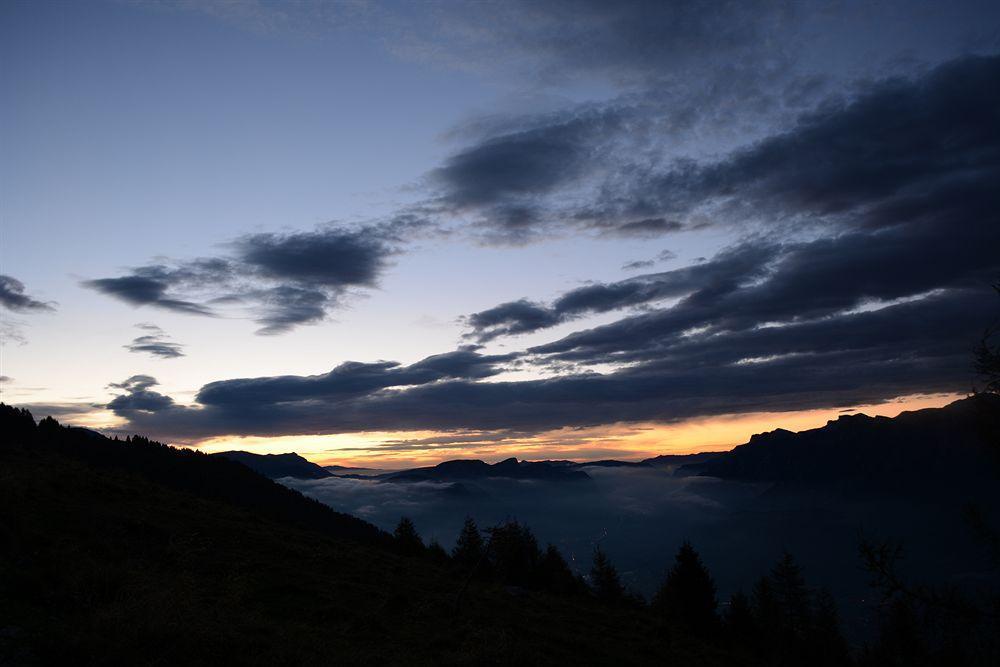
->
0;274;54;312
124;323;185;359
83;217;429;335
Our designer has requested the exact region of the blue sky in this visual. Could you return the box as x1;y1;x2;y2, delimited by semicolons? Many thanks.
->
2;1;998;465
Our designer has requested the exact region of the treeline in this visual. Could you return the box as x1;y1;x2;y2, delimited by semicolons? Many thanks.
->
390;515;849;664
391;515;999;666
0;404;387;545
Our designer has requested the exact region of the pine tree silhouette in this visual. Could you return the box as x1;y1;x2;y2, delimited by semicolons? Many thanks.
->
393;517;424;557
487;520;541;587
589;546;624;603
1;404;36;444
451;516;485;572
771;551;812;641
975;282;1000;395
751;574;781;656
426;539;450;566
651;541;718;636
808;588;850;665
539;544;581;595
722;590;756;649
861;597;928;666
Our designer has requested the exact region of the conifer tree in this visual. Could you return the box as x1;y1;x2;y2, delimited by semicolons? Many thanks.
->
487;520;542;587
426;539;450;566
722;590;756;649
589;546;624;603
651;541;718;636
393;517;424;557
860;597;928;666
451;516;484;571
751;574;781;654
770;551;812;640
808;588;850;665
539;544;580;595
975;282;1000;394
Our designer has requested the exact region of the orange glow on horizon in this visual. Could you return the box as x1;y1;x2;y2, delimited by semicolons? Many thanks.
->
184;392;964;469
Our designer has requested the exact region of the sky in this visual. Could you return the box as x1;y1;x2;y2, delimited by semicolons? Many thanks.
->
2;0;999;467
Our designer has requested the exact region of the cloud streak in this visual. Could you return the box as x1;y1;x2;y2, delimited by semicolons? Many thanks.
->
105;284;987;443
427;54;1000;242
0;275;54;312
84;217;428;335
124;324;184;359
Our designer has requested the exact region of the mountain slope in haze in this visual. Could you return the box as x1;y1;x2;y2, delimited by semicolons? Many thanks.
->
383;457;592;483
570;459;648;468
215;450;333;479
641;452;724;468
316;454;724;481
1;404;740;666
678;395;1000;490
325;464;383;475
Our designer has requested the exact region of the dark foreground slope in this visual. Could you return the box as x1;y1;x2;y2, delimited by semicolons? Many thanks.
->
0;409;384;545
0;407;732;666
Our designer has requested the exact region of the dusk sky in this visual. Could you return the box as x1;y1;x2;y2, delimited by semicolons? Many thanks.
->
2;0;999;467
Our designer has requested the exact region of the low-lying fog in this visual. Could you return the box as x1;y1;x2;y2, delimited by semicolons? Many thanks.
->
283;465;996;638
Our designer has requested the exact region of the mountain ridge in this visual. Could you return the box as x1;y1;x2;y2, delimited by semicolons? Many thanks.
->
214;450;333;480
677;395;1000;488
217;396;996;485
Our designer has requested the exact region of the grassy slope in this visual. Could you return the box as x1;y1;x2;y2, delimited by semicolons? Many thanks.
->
1;442;733;666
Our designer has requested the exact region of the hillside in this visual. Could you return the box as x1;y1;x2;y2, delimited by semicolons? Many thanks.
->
0;405;733;666
0;407;384;545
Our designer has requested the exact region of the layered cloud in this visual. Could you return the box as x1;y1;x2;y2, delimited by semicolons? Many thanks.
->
51;2;996;448
194;348;516;408
84;218;425;334
101;53;1000;443
595;55;1000;235
124;323;184;359
106;375;176;414
465;55;1000;358
466;243;776;341
427;53;999;240
107;281;987;443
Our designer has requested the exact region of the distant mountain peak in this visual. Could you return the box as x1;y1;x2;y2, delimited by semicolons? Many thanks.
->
384;456;590;483
214;450;332;480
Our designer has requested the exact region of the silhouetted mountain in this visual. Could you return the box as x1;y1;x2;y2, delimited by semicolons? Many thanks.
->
642;452;724;468
324;464;382;474
678;395;1000;491
383;457;592;483
575;459;649;468
215;450;332;479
